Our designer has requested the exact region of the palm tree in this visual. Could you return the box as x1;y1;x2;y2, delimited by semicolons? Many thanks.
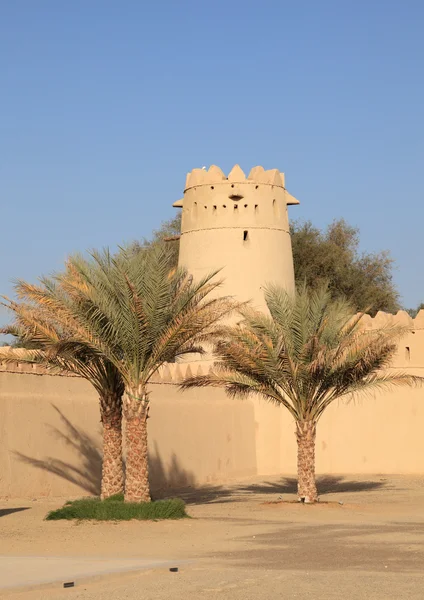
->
182;284;422;503
46;244;237;502
0;287;125;500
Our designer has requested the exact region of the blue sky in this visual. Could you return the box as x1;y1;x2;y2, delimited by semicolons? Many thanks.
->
1;0;423;331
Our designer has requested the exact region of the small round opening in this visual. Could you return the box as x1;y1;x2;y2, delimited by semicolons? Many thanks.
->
234;204;238;209
231;184;234;188
211;186;214;190
255;185;259;189
223;204;226;208
244;204;248;208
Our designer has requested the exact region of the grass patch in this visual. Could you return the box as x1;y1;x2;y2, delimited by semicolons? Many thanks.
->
46;496;187;521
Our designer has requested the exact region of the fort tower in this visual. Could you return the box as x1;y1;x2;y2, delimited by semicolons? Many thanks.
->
173;164;299;310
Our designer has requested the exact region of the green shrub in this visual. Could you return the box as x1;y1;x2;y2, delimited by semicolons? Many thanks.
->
46;496;187;521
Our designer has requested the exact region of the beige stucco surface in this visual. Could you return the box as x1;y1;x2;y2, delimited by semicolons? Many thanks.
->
0;358;423;499
0;370;258;498
177;165;297;309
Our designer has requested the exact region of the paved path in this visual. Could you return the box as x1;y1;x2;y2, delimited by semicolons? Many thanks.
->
0;556;181;590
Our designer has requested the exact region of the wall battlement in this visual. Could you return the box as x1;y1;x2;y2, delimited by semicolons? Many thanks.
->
175;165;299;235
1;308;424;379
0;352;214;383
359;309;424;329
182;165;291;191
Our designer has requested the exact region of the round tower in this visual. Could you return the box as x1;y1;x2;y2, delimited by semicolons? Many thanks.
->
173;164;299;310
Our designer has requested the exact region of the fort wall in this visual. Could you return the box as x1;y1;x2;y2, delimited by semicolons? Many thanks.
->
1;307;423;499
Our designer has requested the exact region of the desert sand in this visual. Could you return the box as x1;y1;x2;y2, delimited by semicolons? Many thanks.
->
1;474;424;599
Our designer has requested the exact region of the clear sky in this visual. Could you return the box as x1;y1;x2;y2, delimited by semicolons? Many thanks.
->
1;0;423;331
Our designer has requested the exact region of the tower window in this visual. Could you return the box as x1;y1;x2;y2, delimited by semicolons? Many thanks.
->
405;346;411;361
234;204;238;209
243;230;249;241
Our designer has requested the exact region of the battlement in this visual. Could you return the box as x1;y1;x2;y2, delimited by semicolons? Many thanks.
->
0;352;213;383
1;310;424;380
175;165;300;237
173;165;300;209
185;165;286;190
357;309;424;330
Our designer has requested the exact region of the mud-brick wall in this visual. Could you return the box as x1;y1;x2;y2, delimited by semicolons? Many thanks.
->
0;324;424;499
0;367;258;498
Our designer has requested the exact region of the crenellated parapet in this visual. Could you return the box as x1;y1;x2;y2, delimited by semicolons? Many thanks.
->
174;165;299;237
0;359;77;377
180;164;294;194
1;311;423;378
0;350;213;383
149;362;213;384
358;309;424;330
358;309;424;334
357;309;424;369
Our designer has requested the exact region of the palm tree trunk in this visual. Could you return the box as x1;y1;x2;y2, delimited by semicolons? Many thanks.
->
296;420;318;503
124;390;150;503
100;393;124;499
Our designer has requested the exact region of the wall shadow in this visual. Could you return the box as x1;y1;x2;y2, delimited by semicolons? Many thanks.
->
149;442;196;495
214;521;424;572
15;405;102;496
14;408;387;503
15;409;203;500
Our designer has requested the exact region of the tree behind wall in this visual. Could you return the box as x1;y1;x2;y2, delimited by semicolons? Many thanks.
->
406;303;424;318
144;214;400;314
291;219;400;315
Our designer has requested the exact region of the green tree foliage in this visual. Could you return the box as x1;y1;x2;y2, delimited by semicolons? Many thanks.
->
291;219;399;315
406;303;424;318
130;215;181;268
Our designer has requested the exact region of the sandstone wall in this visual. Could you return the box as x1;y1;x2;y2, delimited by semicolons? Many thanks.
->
1;310;423;499
0;367;258;499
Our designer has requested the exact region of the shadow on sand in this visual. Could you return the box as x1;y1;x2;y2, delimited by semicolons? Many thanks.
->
0;507;30;518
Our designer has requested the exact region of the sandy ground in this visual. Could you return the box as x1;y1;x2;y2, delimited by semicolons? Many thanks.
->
1;474;424;599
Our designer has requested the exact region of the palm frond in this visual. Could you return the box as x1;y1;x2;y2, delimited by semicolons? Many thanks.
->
182;282;424;422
